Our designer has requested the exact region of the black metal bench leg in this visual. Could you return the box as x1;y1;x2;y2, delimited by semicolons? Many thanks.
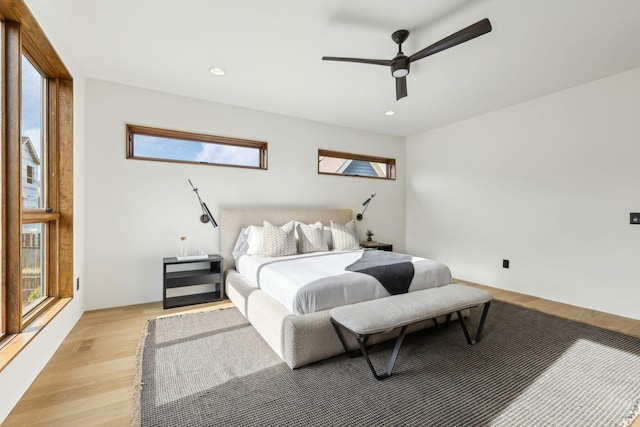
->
357;325;408;380
475;301;491;343
457;301;492;345
444;312;452;326
331;319;370;359
433;312;453;331
331;319;348;349
457;310;474;344
331;319;366;358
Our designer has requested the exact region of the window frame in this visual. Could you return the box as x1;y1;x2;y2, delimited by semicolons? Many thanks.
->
318;149;396;180
126;124;268;170
1;0;74;351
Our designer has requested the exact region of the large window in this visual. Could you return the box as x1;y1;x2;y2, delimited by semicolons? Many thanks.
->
126;124;268;170
1;1;74;351
318;149;396;180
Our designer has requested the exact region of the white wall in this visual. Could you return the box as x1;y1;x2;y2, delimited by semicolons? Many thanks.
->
85;79;405;310
406;67;640;320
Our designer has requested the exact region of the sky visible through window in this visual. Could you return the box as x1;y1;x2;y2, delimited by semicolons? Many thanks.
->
22;55;43;158
134;135;260;167
22;54;44;212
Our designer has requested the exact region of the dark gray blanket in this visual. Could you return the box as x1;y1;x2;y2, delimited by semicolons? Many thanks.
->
345;250;415;295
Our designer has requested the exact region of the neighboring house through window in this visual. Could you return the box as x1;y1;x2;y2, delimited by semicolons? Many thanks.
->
318;149;396;180
22;136;40;206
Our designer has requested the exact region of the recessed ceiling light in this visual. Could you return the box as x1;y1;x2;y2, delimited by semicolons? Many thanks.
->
209;67;225;76
385;110;396;116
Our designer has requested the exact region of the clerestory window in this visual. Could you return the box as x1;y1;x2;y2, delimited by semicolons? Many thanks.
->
318;149;396;180
126;124;268;170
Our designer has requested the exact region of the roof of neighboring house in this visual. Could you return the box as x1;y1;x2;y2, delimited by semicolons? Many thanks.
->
342;160;378;177
22;136;41;165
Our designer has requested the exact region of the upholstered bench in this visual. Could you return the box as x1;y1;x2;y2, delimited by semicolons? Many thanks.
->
329;283;493;380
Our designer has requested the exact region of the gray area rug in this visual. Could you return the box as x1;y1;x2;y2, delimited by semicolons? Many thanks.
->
135;302;640;426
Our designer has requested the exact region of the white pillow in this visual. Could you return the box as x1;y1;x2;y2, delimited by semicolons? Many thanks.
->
263;220;297;257
296;221;329;254
246;225;265;255
324;226;334;250
232;228;250;260
330;220;360;251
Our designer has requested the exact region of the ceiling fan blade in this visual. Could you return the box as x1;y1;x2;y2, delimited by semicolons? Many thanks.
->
409;18;492;63
395;76;407;100
322;56;392;66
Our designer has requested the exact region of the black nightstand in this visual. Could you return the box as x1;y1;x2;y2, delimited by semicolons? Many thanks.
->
361;242;393;252
162;255;223;309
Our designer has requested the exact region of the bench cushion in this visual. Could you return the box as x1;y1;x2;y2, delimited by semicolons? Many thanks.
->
329;283;492;335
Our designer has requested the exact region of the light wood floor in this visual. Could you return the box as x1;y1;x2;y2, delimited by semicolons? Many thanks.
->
3;286;639;427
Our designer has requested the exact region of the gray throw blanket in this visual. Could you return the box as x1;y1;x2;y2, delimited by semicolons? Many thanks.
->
345;250;415;295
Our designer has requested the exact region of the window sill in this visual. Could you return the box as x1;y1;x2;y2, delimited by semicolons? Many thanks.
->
0;297;72;373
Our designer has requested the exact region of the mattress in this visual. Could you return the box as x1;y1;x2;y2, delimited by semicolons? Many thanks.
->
236;250;452;315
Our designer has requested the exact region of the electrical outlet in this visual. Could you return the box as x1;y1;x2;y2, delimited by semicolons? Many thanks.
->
631;213;640;224
76;277;80;291
502;259;510;269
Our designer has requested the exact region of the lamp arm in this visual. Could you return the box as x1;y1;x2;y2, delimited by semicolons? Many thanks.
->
356;193;376;221
188;179;218;228
356;204;369;221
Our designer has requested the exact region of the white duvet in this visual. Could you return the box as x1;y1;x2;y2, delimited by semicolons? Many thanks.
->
236;250;452;315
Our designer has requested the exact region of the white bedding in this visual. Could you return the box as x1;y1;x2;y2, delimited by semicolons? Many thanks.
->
237;250;452;315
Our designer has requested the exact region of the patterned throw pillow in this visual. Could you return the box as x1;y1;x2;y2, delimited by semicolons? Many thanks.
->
263;220;297;257
330;220;360;251
296;221;329;254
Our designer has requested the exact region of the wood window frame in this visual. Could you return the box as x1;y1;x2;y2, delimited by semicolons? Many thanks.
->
318;149;396;180
126;124;268;170
1;0;74;363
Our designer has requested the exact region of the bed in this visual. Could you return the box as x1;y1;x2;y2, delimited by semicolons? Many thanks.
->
220;207;452;368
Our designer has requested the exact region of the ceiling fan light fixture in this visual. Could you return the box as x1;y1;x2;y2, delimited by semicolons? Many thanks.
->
392;68;409;78
391;56;410;78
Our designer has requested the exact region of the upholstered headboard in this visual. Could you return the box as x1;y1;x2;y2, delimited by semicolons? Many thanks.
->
220;207;353;271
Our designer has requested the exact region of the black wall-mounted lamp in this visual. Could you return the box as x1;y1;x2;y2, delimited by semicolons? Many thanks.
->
356;193;376;221
188;179;218;228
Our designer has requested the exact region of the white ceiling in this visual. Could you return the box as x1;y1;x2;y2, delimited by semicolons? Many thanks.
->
26;0;640;137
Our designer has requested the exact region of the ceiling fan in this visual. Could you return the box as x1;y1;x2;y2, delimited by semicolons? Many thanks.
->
322;18;492;100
